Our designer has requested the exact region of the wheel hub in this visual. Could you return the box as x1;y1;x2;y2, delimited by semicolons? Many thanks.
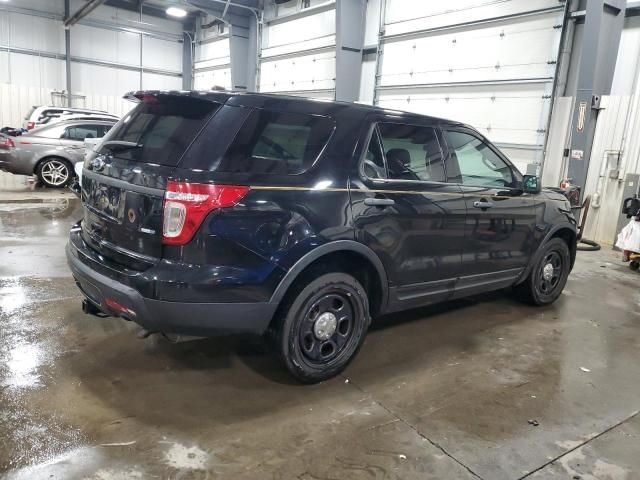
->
542;263;554;281
313;312;337;340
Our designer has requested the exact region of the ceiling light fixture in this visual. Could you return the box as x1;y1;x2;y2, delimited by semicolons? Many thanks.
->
166;6;188;18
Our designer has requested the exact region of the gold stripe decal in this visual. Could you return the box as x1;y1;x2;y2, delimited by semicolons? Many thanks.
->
249;185;520;199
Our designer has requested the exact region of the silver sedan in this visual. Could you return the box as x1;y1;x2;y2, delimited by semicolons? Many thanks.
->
0;119;116;188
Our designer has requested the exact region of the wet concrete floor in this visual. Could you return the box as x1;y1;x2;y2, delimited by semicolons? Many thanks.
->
0;199;639;479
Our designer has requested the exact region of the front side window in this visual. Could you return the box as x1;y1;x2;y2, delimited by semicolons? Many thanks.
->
443;130;514;188
215;109;335;175
378;123;446;182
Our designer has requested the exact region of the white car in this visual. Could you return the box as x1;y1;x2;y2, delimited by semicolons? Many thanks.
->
24;106;119;131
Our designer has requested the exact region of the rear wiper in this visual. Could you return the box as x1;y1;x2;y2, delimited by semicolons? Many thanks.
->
100;141;143;152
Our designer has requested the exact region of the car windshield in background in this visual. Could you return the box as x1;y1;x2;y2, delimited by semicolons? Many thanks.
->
99;97;220;166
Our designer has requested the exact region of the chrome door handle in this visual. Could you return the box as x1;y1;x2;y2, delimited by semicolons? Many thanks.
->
365;197;395;207
473;200;494;209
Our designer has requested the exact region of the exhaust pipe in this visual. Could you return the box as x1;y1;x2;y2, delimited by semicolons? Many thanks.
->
82;299;108;317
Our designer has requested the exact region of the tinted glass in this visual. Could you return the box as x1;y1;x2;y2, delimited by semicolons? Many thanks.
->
362;128;387;179
444;130;514;187
214;109;335;175
62;124;103;141
99;97;220;166
378;123;445;182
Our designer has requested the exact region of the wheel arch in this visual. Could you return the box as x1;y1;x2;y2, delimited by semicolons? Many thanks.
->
516;223;577;285
269;240;389;318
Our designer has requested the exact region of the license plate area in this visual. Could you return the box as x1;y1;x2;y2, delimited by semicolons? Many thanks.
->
84;178;125;223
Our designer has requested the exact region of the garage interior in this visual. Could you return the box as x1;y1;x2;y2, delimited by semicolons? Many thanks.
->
1;0;640;479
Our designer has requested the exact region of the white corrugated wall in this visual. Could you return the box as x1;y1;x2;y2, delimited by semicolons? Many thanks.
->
0;1;184;127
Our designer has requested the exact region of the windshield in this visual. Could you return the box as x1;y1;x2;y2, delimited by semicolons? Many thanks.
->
98;96;221;167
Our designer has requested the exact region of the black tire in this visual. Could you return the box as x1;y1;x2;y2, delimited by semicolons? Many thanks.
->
36;158;73;188
514;238;571;306
276;272;370;383
630;261;639;271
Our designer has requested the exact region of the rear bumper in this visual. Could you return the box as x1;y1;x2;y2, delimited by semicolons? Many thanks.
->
66;231;278;336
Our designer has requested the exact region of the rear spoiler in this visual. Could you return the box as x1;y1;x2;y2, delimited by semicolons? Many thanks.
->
123;90;234;104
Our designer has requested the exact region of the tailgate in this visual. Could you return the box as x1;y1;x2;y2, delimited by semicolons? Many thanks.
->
80;93;222;270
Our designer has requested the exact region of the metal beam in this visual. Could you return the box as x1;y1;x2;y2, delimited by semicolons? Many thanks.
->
0;45;182;77
567;0;626;197
64;0;107;28
335;0;366;102
183;32;194;89
65;0;72;107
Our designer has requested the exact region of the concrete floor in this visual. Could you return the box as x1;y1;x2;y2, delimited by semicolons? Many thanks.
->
1;198;639;480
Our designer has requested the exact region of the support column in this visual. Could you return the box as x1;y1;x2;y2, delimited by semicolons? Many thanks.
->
335;0;367;102
64;0;72;106
229;10;259;93
567;0;626;196
182;32;193;90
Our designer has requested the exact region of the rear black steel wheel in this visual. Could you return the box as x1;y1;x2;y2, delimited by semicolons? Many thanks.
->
277;272;370;383
515;238;571;306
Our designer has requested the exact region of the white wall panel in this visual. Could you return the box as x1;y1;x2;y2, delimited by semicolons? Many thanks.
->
0;11;64;54
141;72;182;91
6;53;66;90
71;62;140;96
142;36;182;72
71;25;141;66
0;84;53;128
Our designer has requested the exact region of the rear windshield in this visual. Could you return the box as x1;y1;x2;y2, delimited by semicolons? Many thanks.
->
213;109;335;175
98;96;220;166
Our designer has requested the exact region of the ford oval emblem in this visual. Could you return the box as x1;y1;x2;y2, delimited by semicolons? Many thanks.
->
91;156;105;171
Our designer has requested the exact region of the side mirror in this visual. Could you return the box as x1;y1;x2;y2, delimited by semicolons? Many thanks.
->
523;175;541;194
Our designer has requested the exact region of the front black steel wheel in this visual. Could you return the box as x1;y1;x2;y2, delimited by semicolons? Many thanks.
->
277;272;370;383
515;238;571;306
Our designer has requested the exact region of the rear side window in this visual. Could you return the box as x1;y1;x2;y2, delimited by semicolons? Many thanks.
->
99;97;220;166
213;109;335;175
62;124;109;141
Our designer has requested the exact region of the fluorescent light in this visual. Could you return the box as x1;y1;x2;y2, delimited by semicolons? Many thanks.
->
166;6;187;17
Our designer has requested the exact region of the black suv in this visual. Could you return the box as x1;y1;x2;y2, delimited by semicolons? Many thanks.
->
67;91;577;383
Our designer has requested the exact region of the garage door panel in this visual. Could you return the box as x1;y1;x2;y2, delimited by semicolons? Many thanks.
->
260;51;335;93
377;83;549;145
380;13;562;87
384;0;561;36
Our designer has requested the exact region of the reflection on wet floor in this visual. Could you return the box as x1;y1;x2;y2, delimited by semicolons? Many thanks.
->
0;200;639;479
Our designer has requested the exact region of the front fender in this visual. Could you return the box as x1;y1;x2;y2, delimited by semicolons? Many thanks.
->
516;222;577;284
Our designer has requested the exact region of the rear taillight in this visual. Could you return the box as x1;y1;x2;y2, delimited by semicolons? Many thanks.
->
0;137;14;150
162;180;250;245
26;122;35;130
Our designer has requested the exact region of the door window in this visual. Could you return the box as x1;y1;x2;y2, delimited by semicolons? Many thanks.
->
443;130;514;188
361;127;387;179
62;124;103;141
377;123;445;182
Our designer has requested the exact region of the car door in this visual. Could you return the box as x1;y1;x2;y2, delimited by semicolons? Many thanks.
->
350;118;466;311
441;127;536;296
59;124;106;163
